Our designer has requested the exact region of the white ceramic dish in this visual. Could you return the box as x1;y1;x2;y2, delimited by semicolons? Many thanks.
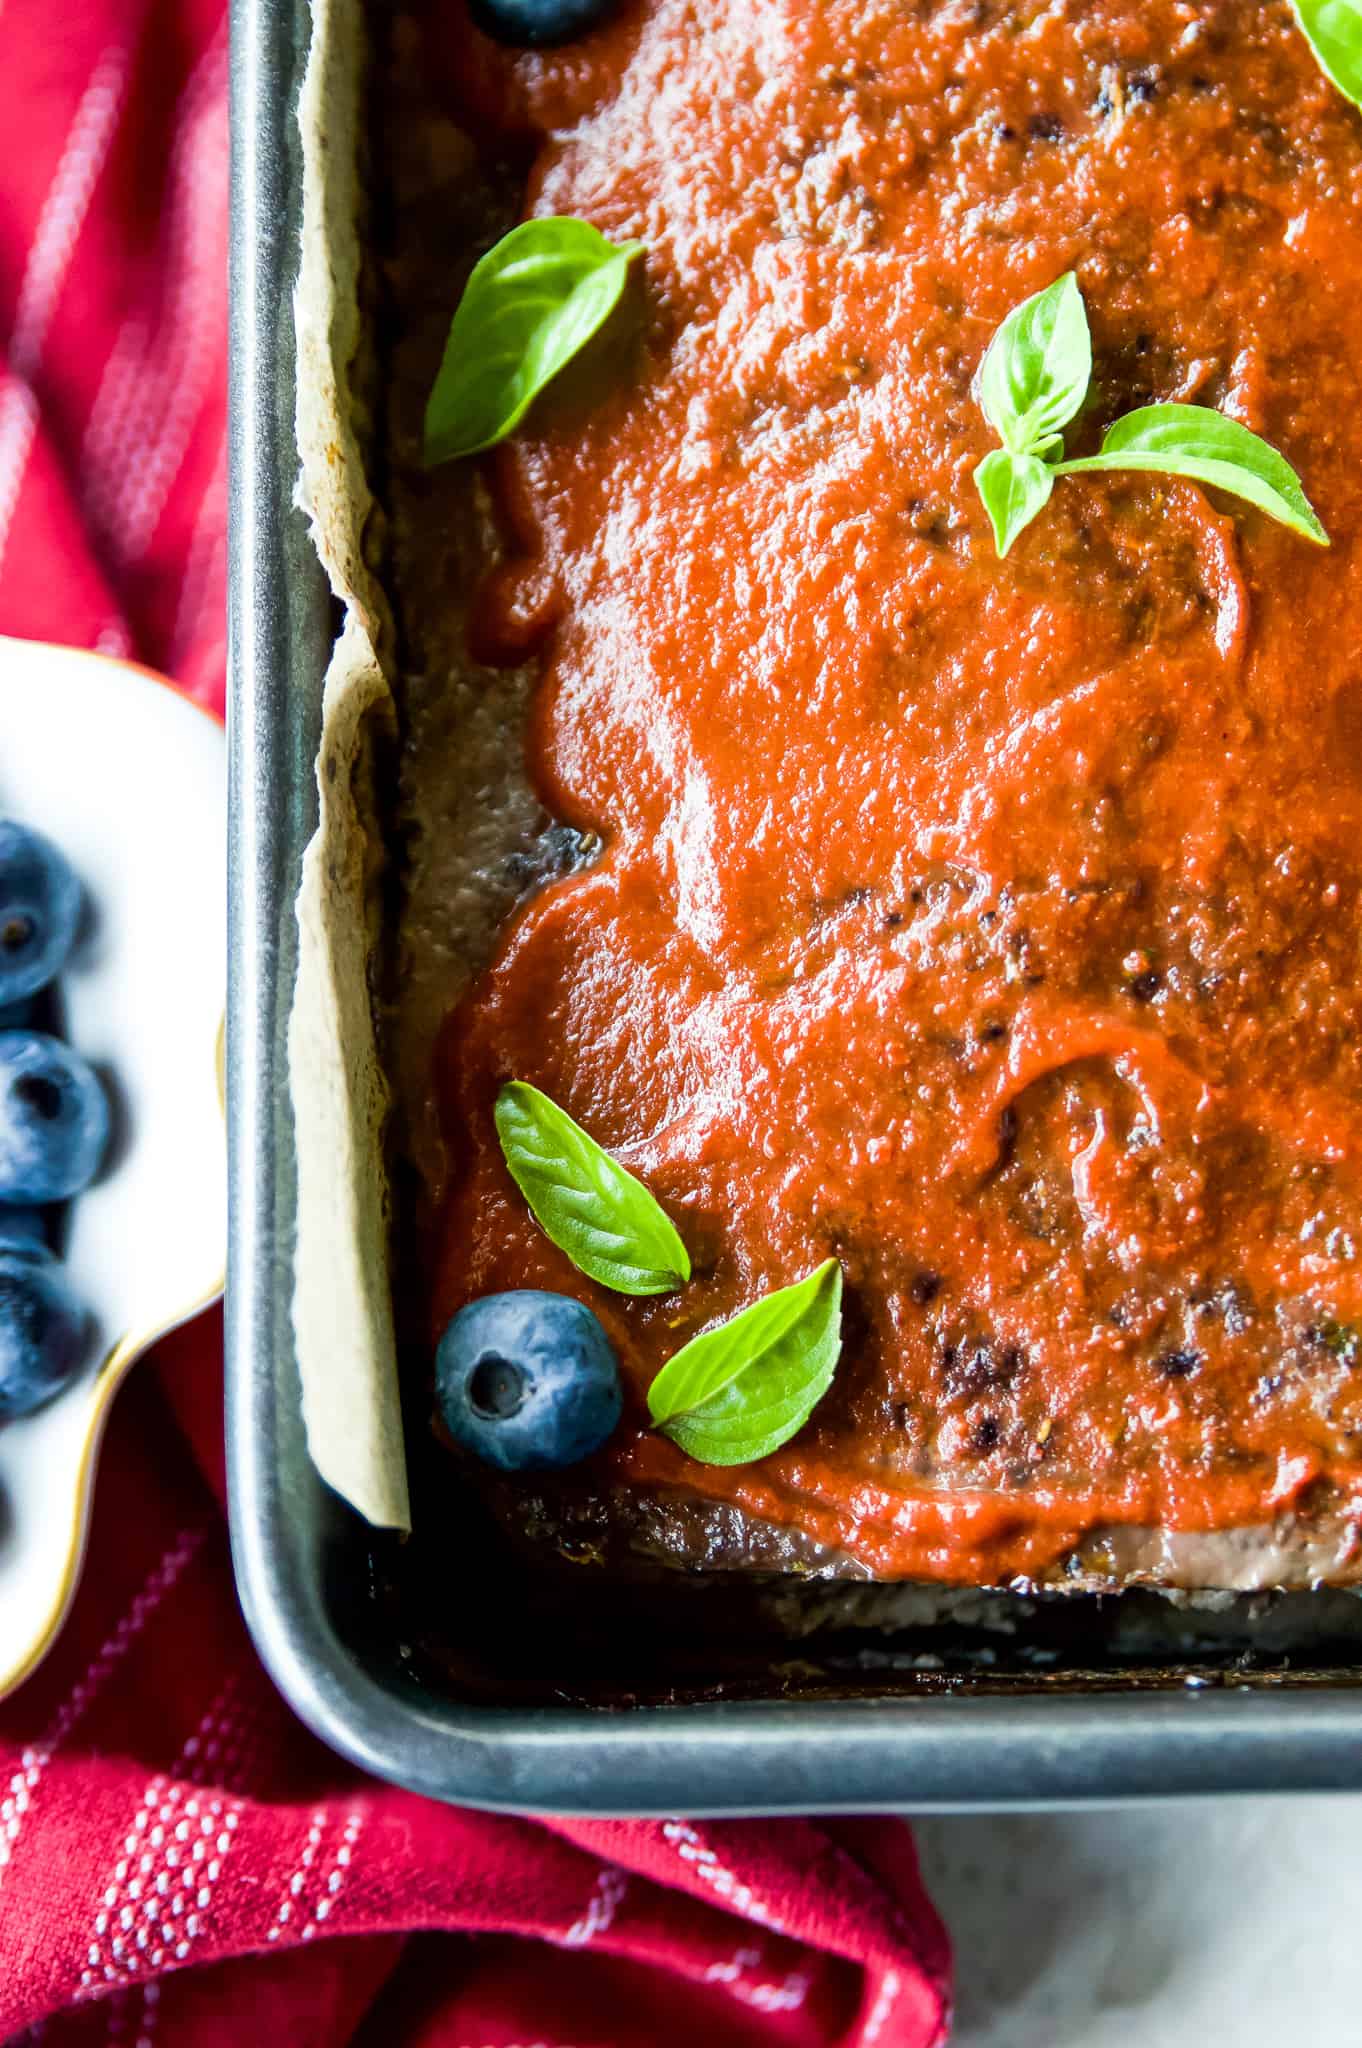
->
0;635;225;1698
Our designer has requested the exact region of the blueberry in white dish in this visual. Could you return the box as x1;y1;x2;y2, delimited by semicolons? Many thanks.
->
0;821;82;1007
467;0;618;49
0;1031;109;1204
435;1289;622;1471
0;1245;86;1421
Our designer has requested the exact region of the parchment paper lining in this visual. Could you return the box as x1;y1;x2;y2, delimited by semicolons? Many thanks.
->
288;0;409;1531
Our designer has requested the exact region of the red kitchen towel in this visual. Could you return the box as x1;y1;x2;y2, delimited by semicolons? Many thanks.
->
0;2;952;2044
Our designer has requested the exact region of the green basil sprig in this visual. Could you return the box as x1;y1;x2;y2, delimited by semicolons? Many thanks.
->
494;1084;843;1463
978;270;1091;467
1053;405;1327;543
973;449;1057;559
647;1259;843;1466
973;274;1328;555
494;1081;690;1296
1292;0;1362;109
424;218;643;468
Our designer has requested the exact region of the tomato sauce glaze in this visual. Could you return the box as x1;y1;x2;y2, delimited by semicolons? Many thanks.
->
422;0;1362;1582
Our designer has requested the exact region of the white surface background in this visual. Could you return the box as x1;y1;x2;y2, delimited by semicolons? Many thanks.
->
914;1799;1362;2044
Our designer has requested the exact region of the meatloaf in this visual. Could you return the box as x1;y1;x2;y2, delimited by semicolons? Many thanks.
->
377;0;1362;1591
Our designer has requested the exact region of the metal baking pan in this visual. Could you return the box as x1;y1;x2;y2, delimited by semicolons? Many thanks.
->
225;0;1362;1810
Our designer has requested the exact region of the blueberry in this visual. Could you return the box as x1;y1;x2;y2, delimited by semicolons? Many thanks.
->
435;1289;622;1471
0;1246;86;1421
0;1032;109;1203
0;821;82;1006
0;1207;48;1257
467;0;619;49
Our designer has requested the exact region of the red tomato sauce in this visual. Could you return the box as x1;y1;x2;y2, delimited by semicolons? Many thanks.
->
422;0;1362;1582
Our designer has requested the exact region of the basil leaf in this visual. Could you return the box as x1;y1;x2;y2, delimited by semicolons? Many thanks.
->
648;1260;842;1466
974;448;1055;556
424;219;643;467
1056;404;1329;545
494;1081;690;1296
1292;0;1362;109
977;272;1091;455
975;279;1328;556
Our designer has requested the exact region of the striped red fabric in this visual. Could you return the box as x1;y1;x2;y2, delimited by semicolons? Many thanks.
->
0;3;952;2043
